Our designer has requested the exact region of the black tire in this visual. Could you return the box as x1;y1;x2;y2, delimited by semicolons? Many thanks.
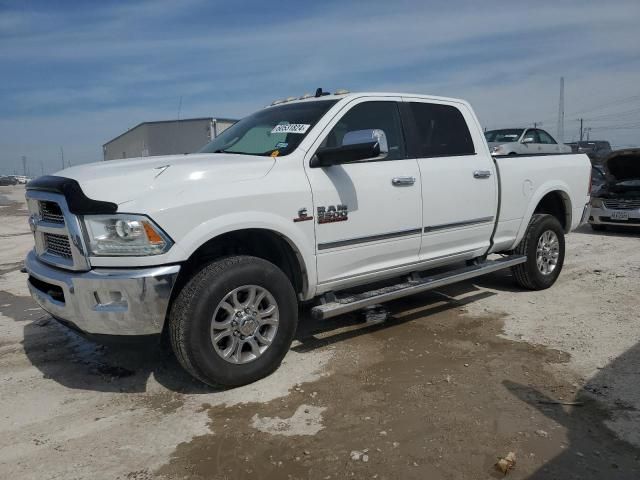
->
169;255;298;387
590;224;606;232
511;214;565;290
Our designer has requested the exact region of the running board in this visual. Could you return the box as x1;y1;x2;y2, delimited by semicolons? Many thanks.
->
311;255;527;320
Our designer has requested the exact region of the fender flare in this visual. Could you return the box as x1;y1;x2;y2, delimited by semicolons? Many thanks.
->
178;211;317;299
511;181;573;249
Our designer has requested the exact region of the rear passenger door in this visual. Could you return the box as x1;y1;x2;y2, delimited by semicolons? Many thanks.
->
402;99;498;263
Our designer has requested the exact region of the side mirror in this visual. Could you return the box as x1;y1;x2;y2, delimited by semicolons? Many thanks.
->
522;137;534;144
310;129;389;168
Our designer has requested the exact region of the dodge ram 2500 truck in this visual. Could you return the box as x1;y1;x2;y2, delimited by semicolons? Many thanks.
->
24;91;591;386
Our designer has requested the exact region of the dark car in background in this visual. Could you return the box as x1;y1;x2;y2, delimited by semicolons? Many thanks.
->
589;148;640;230
0;176;18;186
567;141;612;163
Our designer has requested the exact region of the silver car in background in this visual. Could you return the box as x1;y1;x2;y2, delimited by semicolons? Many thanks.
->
485;128;572;156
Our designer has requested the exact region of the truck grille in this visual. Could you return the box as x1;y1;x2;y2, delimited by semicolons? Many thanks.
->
44;233;73;259
603;199;640;210
40;200;65;224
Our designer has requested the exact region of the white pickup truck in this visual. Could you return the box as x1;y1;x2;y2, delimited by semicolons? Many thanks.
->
24;91;591;386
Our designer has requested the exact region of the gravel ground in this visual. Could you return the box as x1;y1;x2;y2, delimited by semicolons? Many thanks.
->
1;185;639;479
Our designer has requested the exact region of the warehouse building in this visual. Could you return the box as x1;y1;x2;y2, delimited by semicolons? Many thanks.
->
103;117;237;161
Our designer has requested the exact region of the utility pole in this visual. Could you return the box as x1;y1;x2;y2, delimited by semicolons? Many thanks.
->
579;118;584;142
60;147;65;170
40;161;44;176
21;156;27;177
557;77;565;143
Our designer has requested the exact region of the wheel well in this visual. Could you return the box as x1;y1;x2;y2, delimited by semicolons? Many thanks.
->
175;229;306;298
533;191;571;231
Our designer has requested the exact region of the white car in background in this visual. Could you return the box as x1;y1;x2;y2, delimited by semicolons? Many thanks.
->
485;128;572;156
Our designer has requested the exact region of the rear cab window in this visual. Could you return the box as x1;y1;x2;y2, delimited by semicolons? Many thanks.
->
403;102;476;157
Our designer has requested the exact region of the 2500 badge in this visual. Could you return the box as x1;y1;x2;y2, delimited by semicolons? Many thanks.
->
317;205;348;224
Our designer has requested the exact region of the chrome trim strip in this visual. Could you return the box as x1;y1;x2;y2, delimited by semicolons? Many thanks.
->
317;228;422;251
424;216;495;233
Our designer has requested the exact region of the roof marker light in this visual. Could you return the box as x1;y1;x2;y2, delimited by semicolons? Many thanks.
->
335;89;350;95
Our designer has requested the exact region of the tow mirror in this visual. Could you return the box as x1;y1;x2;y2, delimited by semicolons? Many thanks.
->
310;129;388;168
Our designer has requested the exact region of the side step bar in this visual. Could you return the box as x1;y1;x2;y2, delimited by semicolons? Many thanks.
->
311;255;527;320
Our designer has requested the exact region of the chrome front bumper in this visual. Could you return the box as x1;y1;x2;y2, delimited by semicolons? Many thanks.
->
589;206;640;227
25;250;180;336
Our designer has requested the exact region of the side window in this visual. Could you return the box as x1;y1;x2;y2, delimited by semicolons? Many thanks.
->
407;102;475;157
537;130;557;144
322;101;406;160
522;129;540;143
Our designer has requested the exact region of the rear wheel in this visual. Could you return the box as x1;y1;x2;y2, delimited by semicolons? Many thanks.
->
512;214;565;290
169;255;298;386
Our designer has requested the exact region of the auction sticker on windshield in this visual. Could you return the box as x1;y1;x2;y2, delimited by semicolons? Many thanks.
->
271;124;310;134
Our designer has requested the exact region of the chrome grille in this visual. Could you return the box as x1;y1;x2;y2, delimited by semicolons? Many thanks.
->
603;199;640;210
40;200;65;224
44;233;73;258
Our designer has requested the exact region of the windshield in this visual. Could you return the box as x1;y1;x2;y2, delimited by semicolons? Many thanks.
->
484;129;524;143
199;100;338;156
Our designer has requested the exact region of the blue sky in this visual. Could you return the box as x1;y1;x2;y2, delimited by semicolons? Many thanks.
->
1;0;640;175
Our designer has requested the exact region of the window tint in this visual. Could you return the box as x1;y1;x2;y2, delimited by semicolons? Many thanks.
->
537;129;557;144
322;101;406;160
408;102;475;157
522;129;540;143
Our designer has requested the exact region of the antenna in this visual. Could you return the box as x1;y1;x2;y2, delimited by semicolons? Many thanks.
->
177;96;183;120
557;77;565;143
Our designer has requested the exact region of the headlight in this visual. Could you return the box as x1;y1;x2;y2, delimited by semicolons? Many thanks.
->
491;145;503;154
82;214;173;256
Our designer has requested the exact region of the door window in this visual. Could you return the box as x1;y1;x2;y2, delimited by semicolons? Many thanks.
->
407;102;475;157
522;129;540;143
321;101;406;160
537;129;557;144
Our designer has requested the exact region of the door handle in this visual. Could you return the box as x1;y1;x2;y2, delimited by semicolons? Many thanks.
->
473;170;492;179
392;176;416;186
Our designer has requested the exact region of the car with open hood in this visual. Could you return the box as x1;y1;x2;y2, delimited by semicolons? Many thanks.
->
589;148;640;230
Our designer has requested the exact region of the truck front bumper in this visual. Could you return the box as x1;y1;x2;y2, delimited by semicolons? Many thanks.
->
25;250;180;336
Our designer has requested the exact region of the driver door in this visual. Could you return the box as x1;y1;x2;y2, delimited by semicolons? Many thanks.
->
304;98;422;289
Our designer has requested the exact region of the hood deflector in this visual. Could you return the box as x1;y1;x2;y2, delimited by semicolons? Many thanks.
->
26;175;118;215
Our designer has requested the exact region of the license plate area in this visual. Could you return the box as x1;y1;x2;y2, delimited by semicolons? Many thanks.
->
610;210;629;221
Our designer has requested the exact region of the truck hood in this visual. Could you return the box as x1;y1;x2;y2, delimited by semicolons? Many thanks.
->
56;153;276;205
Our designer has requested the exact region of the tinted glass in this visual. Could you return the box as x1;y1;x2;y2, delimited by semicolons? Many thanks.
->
409;103;475;157
321;101;406;160
199;100;337;156
522;129;540;143
537;130;557;144
484;129;523;143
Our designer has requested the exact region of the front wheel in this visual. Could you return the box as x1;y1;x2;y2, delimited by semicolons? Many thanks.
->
169;256;298;387
511;214;565;290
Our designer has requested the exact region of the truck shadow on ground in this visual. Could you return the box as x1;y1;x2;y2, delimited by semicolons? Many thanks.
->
19;281;495;395
504;341;640;479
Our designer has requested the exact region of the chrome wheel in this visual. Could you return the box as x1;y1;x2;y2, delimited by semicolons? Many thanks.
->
536;230;560;275
210;285;279;364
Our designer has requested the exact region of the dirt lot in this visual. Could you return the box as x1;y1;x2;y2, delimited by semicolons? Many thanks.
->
1;184;639;479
